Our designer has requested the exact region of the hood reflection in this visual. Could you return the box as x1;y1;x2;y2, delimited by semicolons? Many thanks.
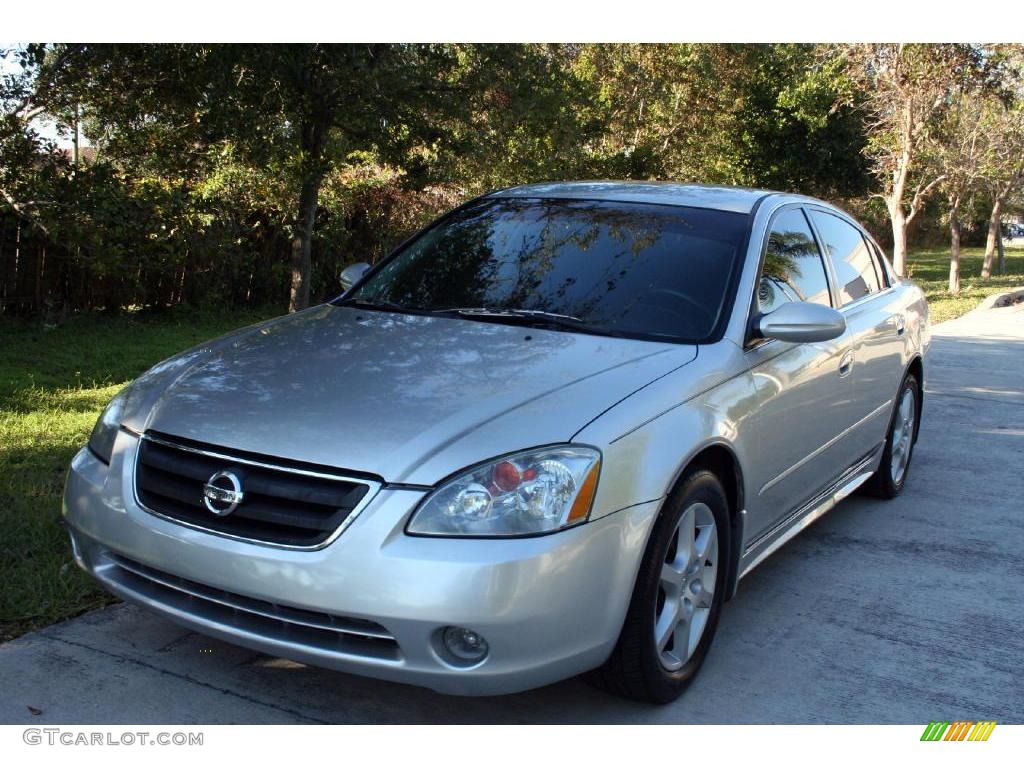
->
146;305;693;483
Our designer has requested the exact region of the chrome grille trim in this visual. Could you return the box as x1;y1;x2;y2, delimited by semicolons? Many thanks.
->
132;432;382;551
140;432;381;485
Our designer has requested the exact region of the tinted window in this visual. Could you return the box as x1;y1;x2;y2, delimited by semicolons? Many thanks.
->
869;241;891;288
757;208;831;314
347;198;749;342
810;211;881;304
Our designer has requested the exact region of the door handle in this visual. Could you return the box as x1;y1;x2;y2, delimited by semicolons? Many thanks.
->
893;314;906;336
838;349;854;378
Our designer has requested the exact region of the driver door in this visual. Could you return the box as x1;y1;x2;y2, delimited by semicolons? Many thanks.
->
743;206;859;541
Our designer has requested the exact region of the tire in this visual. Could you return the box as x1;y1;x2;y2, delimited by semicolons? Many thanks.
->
589;469;730;704
864;373;920;499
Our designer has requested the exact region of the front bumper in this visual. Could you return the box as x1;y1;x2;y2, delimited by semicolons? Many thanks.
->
63;431;659;696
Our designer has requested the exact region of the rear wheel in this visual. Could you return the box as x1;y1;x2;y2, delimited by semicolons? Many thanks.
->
590;469;729;703
864;373;920;498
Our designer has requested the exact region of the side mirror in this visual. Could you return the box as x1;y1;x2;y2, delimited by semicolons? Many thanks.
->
757;301;846;344
339;262;371;292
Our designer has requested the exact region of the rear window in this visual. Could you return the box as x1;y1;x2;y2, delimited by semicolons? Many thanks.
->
347;197;749;342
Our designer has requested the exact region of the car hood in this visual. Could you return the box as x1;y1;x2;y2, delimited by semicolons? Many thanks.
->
125;304;696;484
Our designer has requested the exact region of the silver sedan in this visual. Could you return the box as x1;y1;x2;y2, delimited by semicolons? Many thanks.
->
63;182;929;703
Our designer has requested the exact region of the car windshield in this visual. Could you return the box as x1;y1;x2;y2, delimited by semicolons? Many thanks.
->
341;197;749;342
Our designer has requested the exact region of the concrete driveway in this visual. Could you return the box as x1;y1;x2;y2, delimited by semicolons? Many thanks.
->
2;300;1023;724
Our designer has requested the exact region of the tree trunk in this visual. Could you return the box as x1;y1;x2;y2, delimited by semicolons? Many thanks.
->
72;103;80;166
13;221;20;299
997;226;1006;276
890;203;908;277
981;197;1003;279
948;200;961;295
287;94;329;314
288;172;323;313
35;245;45;309
886;101;915;279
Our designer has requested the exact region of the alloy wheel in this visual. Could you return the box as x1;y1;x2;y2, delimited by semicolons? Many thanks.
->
654;502;719;671
890;386;916;485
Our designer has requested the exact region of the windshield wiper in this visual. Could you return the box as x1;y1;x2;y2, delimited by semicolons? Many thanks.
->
337;297;419;313
445;307;583;322
432;307;624;337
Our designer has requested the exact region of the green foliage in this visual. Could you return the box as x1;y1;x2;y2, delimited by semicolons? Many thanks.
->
565;44;867;196
1;43;1020;318
740;46;868;196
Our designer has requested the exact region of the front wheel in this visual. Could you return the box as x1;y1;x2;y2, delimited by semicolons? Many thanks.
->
864;373;920;498
589;469;730;703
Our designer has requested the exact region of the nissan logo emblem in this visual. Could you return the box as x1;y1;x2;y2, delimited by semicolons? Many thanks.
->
202;470;244;516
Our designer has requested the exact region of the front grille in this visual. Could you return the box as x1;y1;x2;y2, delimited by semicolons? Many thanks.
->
103;552;401;661
134;434;378;548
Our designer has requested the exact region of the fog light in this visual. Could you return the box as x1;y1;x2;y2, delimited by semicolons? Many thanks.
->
441;626;489;664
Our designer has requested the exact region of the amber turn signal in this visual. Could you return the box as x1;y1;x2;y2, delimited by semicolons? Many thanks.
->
567;459;601;522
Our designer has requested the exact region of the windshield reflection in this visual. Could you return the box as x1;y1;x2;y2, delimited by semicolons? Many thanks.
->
344;198;749;342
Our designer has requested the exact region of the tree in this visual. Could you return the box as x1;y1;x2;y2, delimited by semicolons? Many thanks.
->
0;44;71;235
978;106;1024;278
9;43;1024;320
838;44;980;276
241;45;471;311
976;46;1024;278
934;86;986;293
730;44;869;198
569;44;737;180
423;45;601;190
59;44;477;311
566;44;868;198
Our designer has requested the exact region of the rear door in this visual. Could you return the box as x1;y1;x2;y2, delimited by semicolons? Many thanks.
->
807;209;905;461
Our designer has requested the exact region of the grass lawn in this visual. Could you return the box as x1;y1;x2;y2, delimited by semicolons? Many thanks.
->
1;247;1022;643
905;245;1024;324
0;305;274;641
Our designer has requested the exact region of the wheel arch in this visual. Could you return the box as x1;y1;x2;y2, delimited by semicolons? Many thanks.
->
662;440;746;603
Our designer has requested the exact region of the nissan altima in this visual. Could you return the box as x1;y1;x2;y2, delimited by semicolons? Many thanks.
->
63;182;929;703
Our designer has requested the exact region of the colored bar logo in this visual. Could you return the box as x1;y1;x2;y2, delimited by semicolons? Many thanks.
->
920;721;996;741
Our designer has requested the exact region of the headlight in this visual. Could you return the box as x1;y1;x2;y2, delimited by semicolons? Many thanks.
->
87;388;129;464
407;446;601;537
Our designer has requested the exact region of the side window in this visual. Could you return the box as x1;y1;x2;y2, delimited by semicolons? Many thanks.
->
869;241;891;288
810;211;881;304
757;208;832;315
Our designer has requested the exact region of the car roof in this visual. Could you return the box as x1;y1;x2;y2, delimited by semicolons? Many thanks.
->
489;181;787;214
